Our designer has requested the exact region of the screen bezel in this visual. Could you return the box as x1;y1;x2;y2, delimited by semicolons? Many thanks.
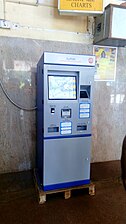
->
48;75;77;100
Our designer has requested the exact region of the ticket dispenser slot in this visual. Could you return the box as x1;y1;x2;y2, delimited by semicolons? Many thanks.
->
36;52;95;191
48;127;59;133
77;124;87;131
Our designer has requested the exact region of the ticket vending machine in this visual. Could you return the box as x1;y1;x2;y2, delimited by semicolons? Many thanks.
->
36;52;95;191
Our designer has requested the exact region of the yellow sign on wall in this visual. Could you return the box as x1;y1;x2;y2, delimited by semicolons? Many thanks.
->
58;0;103;15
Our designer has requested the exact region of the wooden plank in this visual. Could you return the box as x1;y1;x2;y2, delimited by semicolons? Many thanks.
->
89;183;95;196
39;191;46;204
64;190;71;199
34;169;95;204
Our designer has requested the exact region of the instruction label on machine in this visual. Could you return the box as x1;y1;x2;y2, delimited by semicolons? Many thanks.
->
60;122;72;135
79;103;90;118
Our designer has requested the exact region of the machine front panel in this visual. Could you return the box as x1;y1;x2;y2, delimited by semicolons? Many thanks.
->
43;64;94;138
43;136;91;186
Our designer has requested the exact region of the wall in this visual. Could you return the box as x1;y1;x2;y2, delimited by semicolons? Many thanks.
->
92;48;126;162
0;37;126;173
0;0;125;43
0;0;91;44
0;0;126;173
0;37;92;173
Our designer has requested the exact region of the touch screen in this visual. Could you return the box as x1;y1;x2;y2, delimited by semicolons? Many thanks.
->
48;75;77;100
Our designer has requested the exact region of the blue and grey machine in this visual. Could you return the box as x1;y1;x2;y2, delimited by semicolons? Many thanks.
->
36;52;95;191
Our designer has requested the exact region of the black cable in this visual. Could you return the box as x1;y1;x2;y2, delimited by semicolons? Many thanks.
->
0;79;37;111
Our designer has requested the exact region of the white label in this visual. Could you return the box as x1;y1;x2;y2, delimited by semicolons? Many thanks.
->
61;130;72;135
80;103;90;109
80;113;90;118
61;122;72;127
80;108;90;113
44;52;95;66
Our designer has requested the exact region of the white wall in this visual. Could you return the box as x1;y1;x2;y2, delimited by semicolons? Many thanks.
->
0;0;125;43
0;0;4;19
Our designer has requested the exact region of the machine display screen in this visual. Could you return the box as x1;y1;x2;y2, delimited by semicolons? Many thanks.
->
48;75;77;100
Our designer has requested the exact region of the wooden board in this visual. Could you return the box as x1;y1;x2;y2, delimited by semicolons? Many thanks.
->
34;169;95;204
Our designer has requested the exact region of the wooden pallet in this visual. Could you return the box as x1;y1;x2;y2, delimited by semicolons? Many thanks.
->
34;169;95;204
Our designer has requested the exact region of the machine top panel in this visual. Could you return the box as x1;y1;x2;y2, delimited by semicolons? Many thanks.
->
43;52;95;67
